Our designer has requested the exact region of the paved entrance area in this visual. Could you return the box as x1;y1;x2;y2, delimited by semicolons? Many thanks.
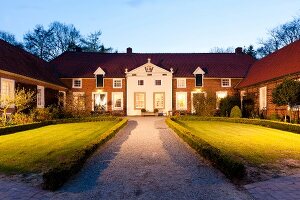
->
1;117;252;199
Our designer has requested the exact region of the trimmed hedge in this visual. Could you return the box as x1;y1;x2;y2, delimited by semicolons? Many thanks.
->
42;118;128;190
175;116;300;134
166;118;246;180
0;116;120;136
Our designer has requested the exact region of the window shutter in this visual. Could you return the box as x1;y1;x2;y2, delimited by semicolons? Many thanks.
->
196;74;203;87
96;75;104;87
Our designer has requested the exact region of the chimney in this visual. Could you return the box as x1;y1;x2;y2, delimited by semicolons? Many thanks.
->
127;47;132;54
235;47;243;54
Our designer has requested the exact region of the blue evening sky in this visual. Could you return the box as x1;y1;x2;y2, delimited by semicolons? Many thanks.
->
0;0;300;53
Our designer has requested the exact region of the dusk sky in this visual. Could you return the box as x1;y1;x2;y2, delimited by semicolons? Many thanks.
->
1;0;300;53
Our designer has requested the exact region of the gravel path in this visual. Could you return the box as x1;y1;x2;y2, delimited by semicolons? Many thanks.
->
53;117;252;200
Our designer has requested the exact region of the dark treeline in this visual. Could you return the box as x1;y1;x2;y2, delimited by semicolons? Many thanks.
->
0;21;113;61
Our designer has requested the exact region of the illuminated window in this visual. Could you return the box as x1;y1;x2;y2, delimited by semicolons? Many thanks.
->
259;86;267;110
154;93;164;109
216;91;228;109
112;92;123;110
155;80;161;86
93;93;107;111
221;78;231;87
113;79;122;88
177;78;186;88
176;92;187;110
37;86;45;108
1;78;15;107
135;92;145;109
138;80;144;86
72;78;82;88
73;92;85;110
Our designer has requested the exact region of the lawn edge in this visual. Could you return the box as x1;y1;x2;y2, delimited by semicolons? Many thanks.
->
42;118;128;191
166;117;246;181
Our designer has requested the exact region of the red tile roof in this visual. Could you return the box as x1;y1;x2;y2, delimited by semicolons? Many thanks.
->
239;40;300;88
0;39;65;87
50;51;255;78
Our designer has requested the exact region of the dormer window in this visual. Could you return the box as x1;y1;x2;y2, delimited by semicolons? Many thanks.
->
96;75;104;88
193;67;205;87
195;74;203;87
72;78;82;88
94;67;105;88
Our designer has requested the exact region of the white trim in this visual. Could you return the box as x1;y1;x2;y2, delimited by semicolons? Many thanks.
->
37;85;45;108
221;78;231;87
176;92;187;110
112;92;123;110
113;78;122;88
193;67;205;75
93;67;105;75
177;78;186;88
259;86;267;110
92;91;108;111
72;78;82;88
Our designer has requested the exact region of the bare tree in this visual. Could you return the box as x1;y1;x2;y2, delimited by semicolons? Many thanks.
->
0;31;23;48
80;31;112;52
209;46;235;53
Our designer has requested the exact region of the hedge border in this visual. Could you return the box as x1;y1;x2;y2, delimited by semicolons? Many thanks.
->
174;116;300;134
42;118;128;190
0;116;120;136
166;118;246;180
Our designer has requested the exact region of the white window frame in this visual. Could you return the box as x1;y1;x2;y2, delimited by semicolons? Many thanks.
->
72;78;82;88
155;80;162;86
37;85;45;108
177;78;186;88
259;86;267;110
92;92;107;111
134;92;146;109
153;92;165;109
138;80;144;86
221;78;231;87
176;92;187;110
1;78;15;108
113;79;122;88
112;92;123;110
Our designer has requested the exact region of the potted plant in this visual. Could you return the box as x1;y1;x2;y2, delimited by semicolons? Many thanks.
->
154;108;159;116
141;108;146;116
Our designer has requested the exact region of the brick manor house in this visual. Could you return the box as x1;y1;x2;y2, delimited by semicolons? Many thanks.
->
1;38;300;116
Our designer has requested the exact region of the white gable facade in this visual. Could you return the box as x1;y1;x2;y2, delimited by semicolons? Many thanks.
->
126;59;173;116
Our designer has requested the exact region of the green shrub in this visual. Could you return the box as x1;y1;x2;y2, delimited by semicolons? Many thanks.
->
11;113;34;125
219;95;240;117
192;92;216;116
166;118;246;179
230;106;242;118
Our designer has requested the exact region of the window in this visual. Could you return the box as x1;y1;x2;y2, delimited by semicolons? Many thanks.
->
93;92;107;111
134;92;145;109
176;92;187;110
177;78;186;88
96;75;104;88
216;91;228;109
113;79;122;88
37;86;45;108
1;78;15;107
154;93;164;109
138;80;144;86
72;79;82;88
259;86;267;110
195;74;203;87
155;80;162;86
221;78;231;87
73;92;85;110
112;92;123;110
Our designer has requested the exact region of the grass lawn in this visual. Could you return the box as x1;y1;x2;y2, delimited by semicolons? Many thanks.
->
179;120;300;166
0;121;117;174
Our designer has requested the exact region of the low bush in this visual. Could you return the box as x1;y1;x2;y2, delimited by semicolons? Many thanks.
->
230;106;242;118
11;113;34;125
174;116;300;134
42;118;128;190
166;118;246;179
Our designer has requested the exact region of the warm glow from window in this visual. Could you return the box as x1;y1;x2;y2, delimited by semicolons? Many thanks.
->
176;92;187;110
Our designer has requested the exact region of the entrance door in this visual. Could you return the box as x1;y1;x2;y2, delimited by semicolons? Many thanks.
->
94;93;107;112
